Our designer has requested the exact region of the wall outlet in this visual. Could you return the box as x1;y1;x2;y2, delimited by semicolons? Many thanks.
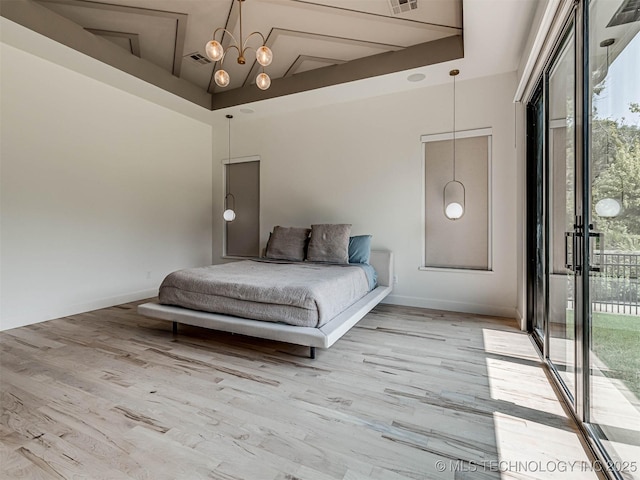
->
393;275;398;285
146;271;152;279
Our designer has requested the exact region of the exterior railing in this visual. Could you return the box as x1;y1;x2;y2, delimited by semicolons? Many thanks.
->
591;252;639;316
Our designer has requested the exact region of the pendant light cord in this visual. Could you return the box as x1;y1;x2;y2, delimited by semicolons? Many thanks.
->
599;39;614;163
449;69;459;182
226;114;233;208
238;0;243;50
452;72;456;182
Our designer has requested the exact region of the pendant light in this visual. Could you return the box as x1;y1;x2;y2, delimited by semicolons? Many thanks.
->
593;38;614;87
205;0;273;90
444;69;465;220
223;114;236;222
594;38;622;218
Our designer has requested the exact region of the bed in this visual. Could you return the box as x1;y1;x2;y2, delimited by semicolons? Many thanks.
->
137;249;393;359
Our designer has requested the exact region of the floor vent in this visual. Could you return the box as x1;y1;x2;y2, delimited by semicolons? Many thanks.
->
184;52;212;66
607;0;640;26
388;0;417;15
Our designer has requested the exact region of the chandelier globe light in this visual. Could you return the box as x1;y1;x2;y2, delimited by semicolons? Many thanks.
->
205;0;273;90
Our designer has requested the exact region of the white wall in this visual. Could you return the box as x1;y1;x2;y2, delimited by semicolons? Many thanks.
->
512;0;559;330
0;42;213;330
212;72;519;318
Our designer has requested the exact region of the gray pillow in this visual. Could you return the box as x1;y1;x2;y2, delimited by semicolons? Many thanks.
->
306;224;352;264
265;226;310;261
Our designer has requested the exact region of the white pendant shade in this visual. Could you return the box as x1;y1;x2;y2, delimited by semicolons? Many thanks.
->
445;202;464;220
223;209;236;222
205;40;224;61
256;46;273;66
595;198;621;217
256;72;271;90
214;69;230;87
443;177;465;221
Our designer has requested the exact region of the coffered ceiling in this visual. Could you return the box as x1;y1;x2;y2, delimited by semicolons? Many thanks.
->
1;0;463;110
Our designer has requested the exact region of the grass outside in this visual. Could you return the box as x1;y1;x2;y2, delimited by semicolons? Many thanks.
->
561;309;640;399
591;311;640;401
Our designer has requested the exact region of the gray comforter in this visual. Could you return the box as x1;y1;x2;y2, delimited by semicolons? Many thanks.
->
158;260;370;328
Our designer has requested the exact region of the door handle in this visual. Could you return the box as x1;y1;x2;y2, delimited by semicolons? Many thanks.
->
565;226;583;274
589;230;604;272
565;231;574;270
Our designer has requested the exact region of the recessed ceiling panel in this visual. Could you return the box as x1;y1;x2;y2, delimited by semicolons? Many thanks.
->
4;0;464;110
86;29;140;57
208;0;461;94
284;55;347;78
283;0;462;29
37;0;178;73
236;29;405;89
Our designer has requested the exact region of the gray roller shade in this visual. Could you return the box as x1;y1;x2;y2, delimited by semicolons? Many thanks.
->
226;161;260;257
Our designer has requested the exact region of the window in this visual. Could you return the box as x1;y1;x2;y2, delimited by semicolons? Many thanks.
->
224;156;260;257
421;129;492;271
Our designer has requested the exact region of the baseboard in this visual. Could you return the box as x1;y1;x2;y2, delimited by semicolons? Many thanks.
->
3;290;519;331
0;289;157;331
515;307;526;331
382;294;517;319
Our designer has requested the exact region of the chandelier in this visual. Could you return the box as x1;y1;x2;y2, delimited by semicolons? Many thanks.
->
205;0;273;90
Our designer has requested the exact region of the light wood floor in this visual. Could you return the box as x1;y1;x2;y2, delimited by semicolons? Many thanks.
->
1;301;600;479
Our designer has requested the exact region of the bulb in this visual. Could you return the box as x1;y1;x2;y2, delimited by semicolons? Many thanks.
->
256;72;271;90
595;198;621;217
205;40;224;61
256;46;273;66
214;69;230;87
223;209;236;222
445;202;464;220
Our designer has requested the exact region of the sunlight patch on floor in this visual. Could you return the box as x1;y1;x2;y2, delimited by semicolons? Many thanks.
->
493;412;597;480
482;328;597;479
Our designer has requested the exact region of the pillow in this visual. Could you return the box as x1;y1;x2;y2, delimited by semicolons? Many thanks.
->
306;224;352;264
262;232;272;258
265;226;310;261
348;235;372;264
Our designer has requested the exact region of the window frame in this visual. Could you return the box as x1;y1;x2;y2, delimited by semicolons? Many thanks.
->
222;155;261;259
420;127;493;273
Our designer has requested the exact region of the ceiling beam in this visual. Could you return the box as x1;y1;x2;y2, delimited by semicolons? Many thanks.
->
211;34;464;110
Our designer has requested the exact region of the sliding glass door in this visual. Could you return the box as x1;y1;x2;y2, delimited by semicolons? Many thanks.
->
587;0;640;472
527;84;546;346
527;1;639;477
547;28;577;399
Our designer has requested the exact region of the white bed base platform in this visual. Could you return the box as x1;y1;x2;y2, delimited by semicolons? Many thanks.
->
137;250;393;359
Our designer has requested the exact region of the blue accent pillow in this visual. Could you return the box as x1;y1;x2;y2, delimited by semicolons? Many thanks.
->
348;235;372;264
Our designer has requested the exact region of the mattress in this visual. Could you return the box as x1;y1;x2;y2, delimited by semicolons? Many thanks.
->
158;260;373;327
